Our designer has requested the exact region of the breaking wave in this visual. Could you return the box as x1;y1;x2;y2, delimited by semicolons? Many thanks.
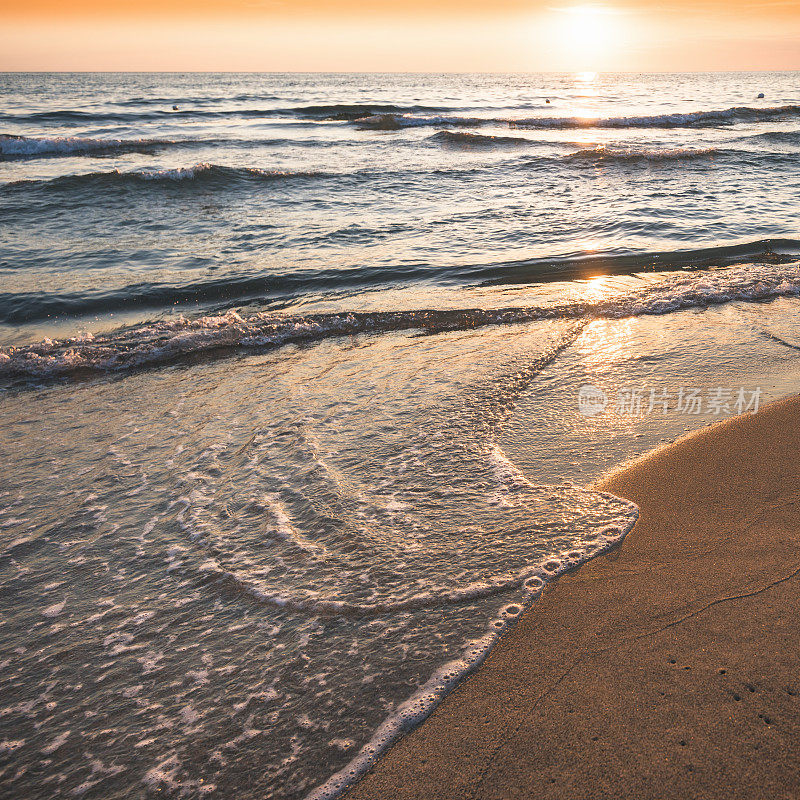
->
564;145;724;164
3;258;800;381
0;134;173;159
3;163;327;191
3;239;796;325
561;144;800;168
354;104;800;131
511;104;800;130
0;134;306;160
355;114;485;130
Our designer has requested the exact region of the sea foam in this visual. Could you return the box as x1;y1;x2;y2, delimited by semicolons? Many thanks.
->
0;134;169;158
2;260;800;382
303;511;635;800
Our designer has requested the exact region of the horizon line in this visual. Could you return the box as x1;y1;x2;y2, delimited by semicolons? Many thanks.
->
3;68;800;74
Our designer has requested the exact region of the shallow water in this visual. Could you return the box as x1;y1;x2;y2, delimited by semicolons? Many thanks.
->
0;320;639;800
1;72;800;799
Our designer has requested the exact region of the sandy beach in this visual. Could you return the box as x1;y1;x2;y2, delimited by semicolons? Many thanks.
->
346;394;800;800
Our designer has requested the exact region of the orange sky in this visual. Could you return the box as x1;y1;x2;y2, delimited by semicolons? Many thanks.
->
1;1;799;70
4;0;800;18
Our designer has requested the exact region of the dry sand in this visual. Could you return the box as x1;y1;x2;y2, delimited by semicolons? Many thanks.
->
346;394;800;800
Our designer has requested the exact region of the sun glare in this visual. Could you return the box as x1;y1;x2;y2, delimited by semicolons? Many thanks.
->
553;5;623;71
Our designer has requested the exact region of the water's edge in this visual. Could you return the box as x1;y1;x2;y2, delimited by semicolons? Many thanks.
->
303;478;640;800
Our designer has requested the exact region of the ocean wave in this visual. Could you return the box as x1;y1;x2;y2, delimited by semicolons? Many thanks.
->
354;104;800;131
0;162;508;197
564;144;724;164
0;133;347;164
743;129;800;145
5;102;798;129
561;144;800;169
428;130;535;148
113;92;284;107
3;163;328;191
355;114;485;130
511;104;800;130
290;103;448;120
0;102;453;126
2;258;800;382
1;240;797;325
0;134;174;160
0;134;259;160
0;108;260;125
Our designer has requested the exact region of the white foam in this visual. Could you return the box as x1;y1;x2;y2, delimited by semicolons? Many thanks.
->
302;500;636;800
135;164;211;181
0;134;166;157
4;261;799;380
261;493;324;553
565;144;721;163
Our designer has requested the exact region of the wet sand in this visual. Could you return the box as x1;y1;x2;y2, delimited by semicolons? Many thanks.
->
346;394;800;799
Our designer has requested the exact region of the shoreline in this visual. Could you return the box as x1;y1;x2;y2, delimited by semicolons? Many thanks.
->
346;394;800;799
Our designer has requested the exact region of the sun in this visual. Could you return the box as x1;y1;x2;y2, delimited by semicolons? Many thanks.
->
552;5;623;71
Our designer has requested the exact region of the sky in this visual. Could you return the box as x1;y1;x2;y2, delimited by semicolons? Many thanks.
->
1;1;799;71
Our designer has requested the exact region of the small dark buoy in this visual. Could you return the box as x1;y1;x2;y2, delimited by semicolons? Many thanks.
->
757;93;764;99
173;105;179;111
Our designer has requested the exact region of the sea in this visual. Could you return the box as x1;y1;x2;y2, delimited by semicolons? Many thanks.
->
1;71;800;799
